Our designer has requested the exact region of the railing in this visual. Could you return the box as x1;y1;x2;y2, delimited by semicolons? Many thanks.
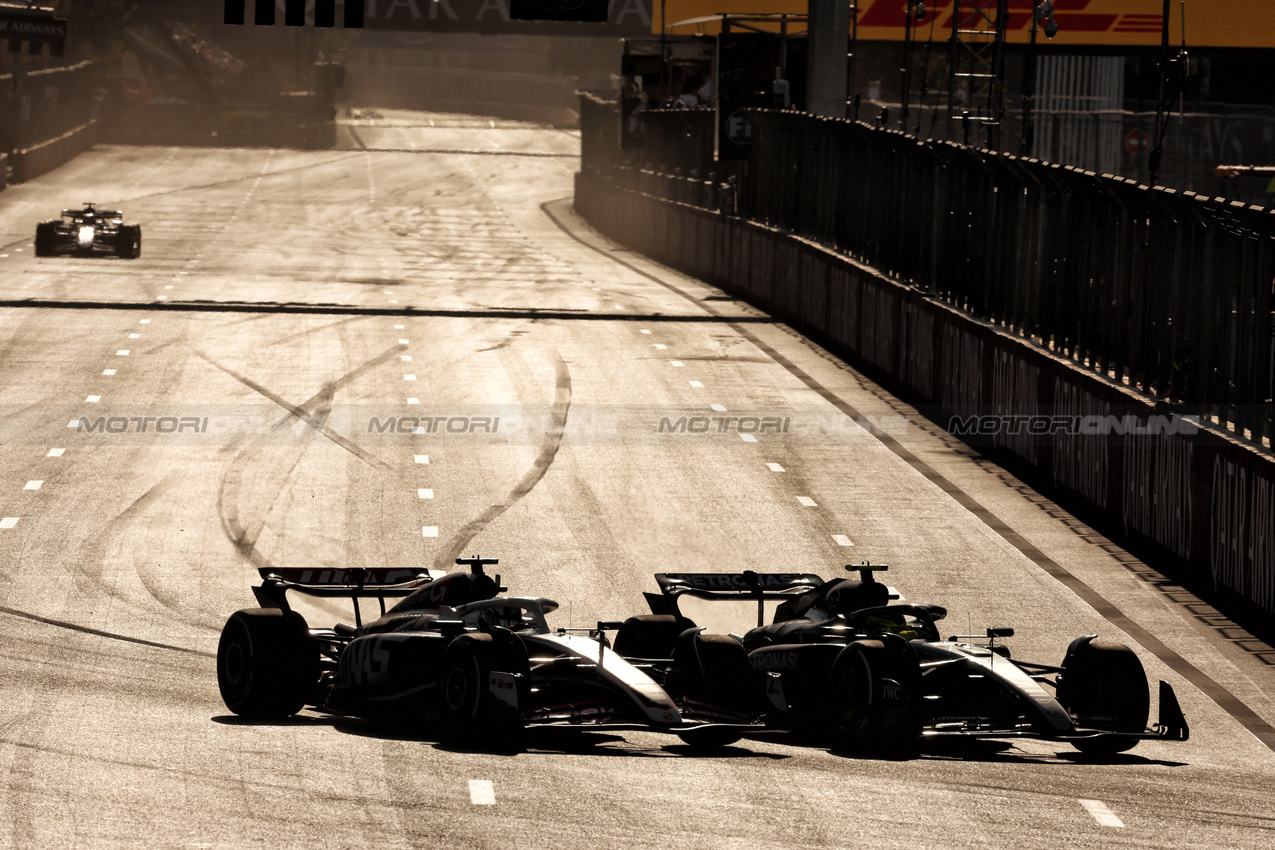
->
578;92;1275;446
0;61;99;157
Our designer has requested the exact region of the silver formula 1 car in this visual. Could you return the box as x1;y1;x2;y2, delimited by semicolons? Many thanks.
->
35;203;141;258
627;564;1189;756
217;557;758;749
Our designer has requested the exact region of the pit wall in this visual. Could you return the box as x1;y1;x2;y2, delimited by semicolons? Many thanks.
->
574;170;1275;629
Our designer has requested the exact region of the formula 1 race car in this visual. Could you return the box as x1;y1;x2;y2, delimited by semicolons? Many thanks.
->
627;564;1190;756
34;203;141;258
217;557;758;748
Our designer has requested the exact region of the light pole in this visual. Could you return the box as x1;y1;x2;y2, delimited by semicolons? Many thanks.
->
1020;1;1057;157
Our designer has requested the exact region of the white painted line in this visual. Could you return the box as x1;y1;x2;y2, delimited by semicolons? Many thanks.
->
0;517;17;529
139;319;150;324
384;290;394;295
24;481;42;491
389;299;399;304
832;534;854;547
401;355;412;362
156;296;167;301
394;324;405;329
689;380;704;388
412;426;425;434
128;333;140;339
164;285;174;290
670;361;684;367
640;329;651;334
710;404;726;412
407;398;420;405
67;420;80;428
654;344;667;350
116;350;130;356
47;448;65;457
102;369;116;376
739;433;758;443
404;374;417;381
1079;800;1124;828
85;395;100;403
398;339;409;345
414;455;429;464
766;463;785;472
469;780;496;805
796;496;817;507
422;526;438;538
418;489;434;500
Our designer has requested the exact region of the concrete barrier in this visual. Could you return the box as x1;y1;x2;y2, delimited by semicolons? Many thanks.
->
0;151;8;193
575;170;1275;629
11;120;97;184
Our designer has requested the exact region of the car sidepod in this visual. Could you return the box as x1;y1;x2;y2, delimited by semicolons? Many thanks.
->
329;629;455;721
749;643;844;723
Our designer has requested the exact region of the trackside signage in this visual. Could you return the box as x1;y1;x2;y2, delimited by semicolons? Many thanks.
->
655;0;1275;48
361;0;653;36
0;8;67;53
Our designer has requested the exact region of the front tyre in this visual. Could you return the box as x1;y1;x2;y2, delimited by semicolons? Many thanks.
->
1057;637;1149;754
217;608;318;719
437;633;525;748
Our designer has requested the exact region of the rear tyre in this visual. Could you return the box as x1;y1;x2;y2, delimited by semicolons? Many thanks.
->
217;608;318;719
437;633;526;749
672;632;755;748
1057;637;1149;754
34;222;56;257
829;639;921;757
613;614;696;660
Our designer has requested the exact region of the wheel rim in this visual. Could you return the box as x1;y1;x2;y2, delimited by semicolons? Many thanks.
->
444;665;470;713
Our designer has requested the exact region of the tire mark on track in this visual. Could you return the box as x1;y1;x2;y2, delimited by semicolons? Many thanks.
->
541;195;1275;753
434;352;572;571
0;606;212;657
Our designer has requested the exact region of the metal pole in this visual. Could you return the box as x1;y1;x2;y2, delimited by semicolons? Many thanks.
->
1021;11;1038;156
901;0;914;132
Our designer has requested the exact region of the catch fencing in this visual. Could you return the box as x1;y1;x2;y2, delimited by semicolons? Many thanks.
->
0;61;100;184
580;91;1275;448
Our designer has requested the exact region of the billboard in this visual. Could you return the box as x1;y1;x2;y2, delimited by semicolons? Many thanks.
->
659;1;1275;49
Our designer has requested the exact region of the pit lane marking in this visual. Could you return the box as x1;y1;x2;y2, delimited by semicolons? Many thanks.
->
394;324;404;329
47;449;64;457
796;496;817;507
469;780;496;805
767;463;785;472
401;355;412;362
116;350;130;356
832;534;854;546
422;526;438;538
740;433;757;442
24;481;42;491
398;339;409;345
689;380;703;387
654;344;667;350
710;404;727;412
1079;800;1124;828
418;489;434;499
139;319;150;324
85;396;100;403
415;455;429;464
0;518;17;529
102;369;116;376
407;397;420;404
640;329;651;334
670;360;684;367
404;374;417;381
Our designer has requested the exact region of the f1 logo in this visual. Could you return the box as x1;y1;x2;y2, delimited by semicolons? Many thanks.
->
225;1;364;28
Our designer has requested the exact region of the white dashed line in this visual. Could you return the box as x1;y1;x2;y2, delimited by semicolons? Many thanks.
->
766;463;785;472
401;355;412;362
710;404;726;412
640;329;651;334
139;319;150;324
24;481;42;491
418;489;434;500
164;285;174;290
670;361;684;367
156;296;167;301
128;333;140;339
388;299;399;304
394;324;405;330
407;398;420;405
398;339;409;345
689;381;703;388
85;396;100;403
102;369;116;376
67;420;80;428
469;780;496;805
422;526;438;538
739;433;757;443
404;374;416;381
654;344;667;350
832;534;854;546
796;496;817;507
116;350;130;356
1079;800;1124;828
0;517;18;529
384;290;394;295
47;448;65;457
414;455;429;464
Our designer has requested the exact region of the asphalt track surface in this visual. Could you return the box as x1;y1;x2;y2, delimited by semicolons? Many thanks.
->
1;111;1274;849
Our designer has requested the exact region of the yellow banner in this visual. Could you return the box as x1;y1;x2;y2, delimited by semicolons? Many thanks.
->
659;1;1275;48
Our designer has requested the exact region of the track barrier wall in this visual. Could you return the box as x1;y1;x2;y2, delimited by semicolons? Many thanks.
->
0;61;99;189
575;92;1275;630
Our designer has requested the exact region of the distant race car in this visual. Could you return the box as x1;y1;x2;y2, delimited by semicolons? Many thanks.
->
217;557;759;748
628;564;1190;756
34;203;141;258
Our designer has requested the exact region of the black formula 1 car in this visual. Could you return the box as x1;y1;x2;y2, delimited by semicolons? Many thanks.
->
626;564;1190;756
216;557;758;748
34;203;141;258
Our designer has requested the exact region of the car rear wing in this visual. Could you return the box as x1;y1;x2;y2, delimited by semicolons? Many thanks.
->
649;572;825;626
253;567;440;626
